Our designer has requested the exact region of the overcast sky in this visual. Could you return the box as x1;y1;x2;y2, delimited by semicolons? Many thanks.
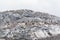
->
0;0;60;17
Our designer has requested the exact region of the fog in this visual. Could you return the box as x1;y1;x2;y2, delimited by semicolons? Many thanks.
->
0;0;60;17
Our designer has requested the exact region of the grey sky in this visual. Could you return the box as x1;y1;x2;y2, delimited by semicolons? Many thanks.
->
0;0;60;17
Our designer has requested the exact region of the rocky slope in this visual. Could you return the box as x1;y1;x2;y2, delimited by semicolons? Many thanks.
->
0;9;60;40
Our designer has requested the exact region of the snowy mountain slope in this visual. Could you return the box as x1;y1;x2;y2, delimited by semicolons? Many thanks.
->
0;9;60;40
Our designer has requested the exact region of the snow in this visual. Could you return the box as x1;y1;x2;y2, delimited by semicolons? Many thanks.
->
32;25;60;38
34;30;49;38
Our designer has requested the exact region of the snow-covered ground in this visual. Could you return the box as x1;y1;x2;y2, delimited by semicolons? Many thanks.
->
0;9;60;40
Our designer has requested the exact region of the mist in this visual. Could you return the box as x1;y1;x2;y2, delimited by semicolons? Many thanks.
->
0;0;60;17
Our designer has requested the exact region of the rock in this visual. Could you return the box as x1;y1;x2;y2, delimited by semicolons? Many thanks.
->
0;9;60;40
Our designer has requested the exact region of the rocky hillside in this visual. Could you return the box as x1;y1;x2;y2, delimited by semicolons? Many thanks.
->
0;9;60;40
